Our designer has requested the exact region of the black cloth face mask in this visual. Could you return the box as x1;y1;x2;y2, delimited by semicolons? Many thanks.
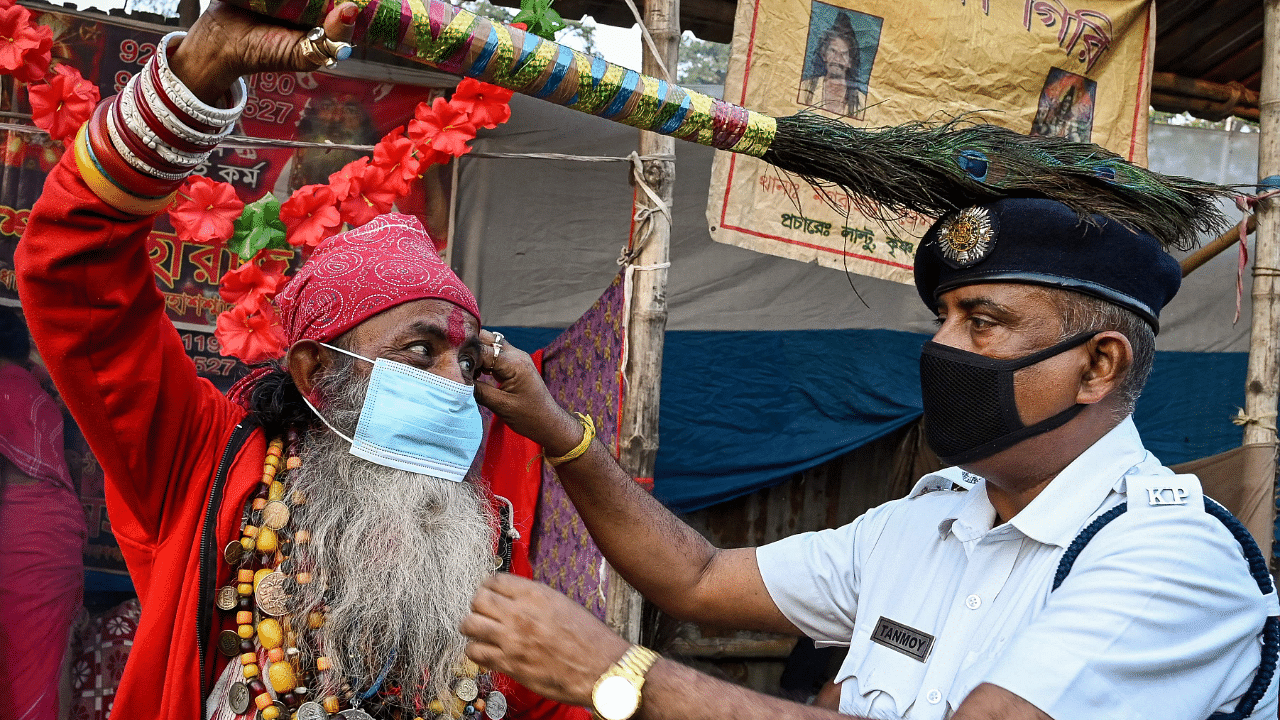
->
919;331;1100;466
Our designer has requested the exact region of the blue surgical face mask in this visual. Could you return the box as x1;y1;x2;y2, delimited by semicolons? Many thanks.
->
300;343;484;483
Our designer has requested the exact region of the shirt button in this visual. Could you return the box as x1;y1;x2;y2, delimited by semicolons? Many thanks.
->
966;594;982;609
927;689;942;704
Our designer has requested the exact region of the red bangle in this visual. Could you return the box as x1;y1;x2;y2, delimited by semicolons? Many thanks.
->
130;77;215;155
87;101;184;197
147;59;222;135
109;93;193;176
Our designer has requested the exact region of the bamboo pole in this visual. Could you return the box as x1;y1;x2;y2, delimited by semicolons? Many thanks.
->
606;0;679;643
1152;72;1261;121
1249;0;1280;569
1180;215;1258;277
1152;73;1260;107
1151;92;1260;123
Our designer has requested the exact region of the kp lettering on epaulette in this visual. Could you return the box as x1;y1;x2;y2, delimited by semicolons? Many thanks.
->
1147;486;1190;506
871;617;935;662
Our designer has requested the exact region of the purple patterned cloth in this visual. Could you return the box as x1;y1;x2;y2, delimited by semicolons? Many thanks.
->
530;272;626;619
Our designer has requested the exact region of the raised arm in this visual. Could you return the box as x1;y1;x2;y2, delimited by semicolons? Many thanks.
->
15;131;237;546
475;332;796;633
14;2;357;547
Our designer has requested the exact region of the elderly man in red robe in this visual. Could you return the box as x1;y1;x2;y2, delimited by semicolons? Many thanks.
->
15;5;572;720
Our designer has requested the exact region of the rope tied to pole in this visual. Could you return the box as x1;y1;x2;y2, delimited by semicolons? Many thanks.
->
1232;189;1280;323
1204;82;1249;122
619;151;673;266
1233;408;1278;434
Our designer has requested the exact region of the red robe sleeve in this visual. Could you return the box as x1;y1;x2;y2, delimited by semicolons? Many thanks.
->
15;149;242;560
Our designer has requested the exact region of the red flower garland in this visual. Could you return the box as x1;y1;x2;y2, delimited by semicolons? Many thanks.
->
0;1;51;83
407;96;478;160
219;258;289;313
371;131;419;187
0;3;515;365
449;80;513;130
336;161;400;227
169;175;246;244
215;302;288;365
280;184;342;251
208;76;513;363
28;63;99;142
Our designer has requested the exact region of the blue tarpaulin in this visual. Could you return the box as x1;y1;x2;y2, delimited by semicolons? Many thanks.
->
495;327;1249;513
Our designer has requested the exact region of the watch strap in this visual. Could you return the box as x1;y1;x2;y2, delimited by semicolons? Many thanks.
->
618;645;660;681
590;644;661;720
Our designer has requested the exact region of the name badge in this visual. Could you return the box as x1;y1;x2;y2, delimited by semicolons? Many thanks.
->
870;616;935;662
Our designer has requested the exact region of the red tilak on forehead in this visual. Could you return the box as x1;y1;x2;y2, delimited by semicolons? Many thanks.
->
447;306;468;346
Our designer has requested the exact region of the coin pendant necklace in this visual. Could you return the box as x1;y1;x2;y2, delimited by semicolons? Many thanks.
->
212;432;510;720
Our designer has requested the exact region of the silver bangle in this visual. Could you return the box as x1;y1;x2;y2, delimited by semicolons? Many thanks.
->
121;74;218;157
152;32;247;128
118;80;210;168
104;99;195;182
137;70;231;148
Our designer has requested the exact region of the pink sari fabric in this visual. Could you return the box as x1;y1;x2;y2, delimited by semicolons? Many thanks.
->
0;364;85;720
0;364;73;491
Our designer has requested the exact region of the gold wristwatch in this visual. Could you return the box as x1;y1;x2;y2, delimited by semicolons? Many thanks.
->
590;644;660;720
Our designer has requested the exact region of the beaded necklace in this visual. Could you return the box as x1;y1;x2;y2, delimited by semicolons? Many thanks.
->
214;431;509;720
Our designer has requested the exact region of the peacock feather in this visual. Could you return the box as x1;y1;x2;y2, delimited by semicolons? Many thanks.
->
762;114;1231;250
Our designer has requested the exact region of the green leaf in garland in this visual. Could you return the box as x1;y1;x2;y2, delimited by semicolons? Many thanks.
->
227;194;289;263
513;0;564;40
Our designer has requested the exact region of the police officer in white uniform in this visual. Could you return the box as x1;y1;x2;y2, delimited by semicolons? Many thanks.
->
463;197;1280;720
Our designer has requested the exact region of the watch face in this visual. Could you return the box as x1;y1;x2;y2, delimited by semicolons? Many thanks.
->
593;675;641;720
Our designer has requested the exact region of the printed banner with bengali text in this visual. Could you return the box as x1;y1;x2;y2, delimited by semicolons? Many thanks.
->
708;0;1154;283
0;6;456;580
0;6;454;385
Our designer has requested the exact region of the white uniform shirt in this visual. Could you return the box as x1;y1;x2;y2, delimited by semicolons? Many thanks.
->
757;418;1279;720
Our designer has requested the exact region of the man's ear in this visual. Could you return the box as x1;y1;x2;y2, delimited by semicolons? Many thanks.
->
287;340;325;398
1078;331;1132;404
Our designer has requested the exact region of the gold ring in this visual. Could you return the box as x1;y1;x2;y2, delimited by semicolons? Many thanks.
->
299;27;353;69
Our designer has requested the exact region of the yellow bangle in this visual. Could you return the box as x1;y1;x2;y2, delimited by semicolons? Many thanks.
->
72;123;176;216
547;413;596;467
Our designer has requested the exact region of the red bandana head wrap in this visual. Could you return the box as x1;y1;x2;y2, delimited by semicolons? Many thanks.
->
227;214;479;407
277;213;479;344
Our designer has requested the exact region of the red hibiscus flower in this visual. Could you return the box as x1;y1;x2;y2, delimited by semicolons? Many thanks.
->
372;131;421;186
28;64;100;142
280;183;342;250
407;97;477;160
328;156;370;202
169;175;245;244
403;121;451;167
0;3;32;70
338;161;399;228
0;6;52;84
13;20;50;83
215;302;287;364
219;257;289;313
450;78;513;130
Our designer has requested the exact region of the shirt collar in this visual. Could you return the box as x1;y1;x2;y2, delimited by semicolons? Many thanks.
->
1009;417;1149;547
909;466;992;543
924;417;1151;547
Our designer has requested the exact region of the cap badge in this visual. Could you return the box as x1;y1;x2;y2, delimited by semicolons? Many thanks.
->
936;206;994;268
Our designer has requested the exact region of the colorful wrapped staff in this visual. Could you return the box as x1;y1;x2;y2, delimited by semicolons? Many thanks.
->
225;0;1232;248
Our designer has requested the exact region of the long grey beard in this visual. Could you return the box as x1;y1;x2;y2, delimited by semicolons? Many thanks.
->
286;359;496;711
